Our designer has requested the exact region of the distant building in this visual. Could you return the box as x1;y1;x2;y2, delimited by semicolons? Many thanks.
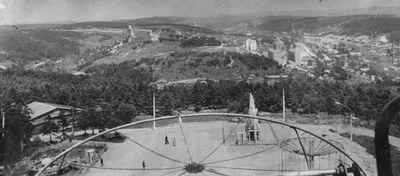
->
303;35;322;48
265;75;289;81
379;35;388;43
371;75;376;81
350;52;362;57
267;49;287;66
245;39;251;50
274;40;285;51
250;40;257;51
245;39;257;51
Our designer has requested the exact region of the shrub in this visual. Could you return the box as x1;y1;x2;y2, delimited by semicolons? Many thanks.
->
329;128;338;133
194;105;202;113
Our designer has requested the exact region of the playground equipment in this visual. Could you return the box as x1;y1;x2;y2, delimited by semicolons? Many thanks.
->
233;93;278;145
35;113;368;176
29;157;70;176
280;137;345;171
84;149;96;165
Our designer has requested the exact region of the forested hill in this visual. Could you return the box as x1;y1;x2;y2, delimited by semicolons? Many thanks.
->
0;27;84;63
90;51;282;81
258;15;400;36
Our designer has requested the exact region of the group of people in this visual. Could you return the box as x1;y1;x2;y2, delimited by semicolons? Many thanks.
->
165;135;176;147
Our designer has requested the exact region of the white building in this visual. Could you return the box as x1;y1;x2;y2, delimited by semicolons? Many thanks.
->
250;40;257;51
245;39;251;50
245;39;257;51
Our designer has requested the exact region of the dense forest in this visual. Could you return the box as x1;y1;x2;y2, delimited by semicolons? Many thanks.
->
258;15;400;36
180;37;222;48
0;28;84;63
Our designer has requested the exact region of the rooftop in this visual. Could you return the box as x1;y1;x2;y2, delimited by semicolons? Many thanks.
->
27;102;82;120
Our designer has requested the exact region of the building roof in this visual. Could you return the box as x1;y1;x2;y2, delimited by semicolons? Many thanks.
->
27;102;82;120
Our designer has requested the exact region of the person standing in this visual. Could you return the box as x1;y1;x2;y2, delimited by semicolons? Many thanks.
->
173;138;176;147
142;161;146;170
165;135;169;145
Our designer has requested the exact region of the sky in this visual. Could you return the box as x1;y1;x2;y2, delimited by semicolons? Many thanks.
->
0;0;399;24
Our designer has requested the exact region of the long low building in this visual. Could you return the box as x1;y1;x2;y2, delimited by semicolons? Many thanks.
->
27;102;82;126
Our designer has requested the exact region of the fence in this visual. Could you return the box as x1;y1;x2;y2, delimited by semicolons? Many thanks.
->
4;142;76;176
5;149;40;176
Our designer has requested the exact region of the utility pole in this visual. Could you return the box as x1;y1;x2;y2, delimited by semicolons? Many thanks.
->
71;107;75;138
335;101;353;153
1;108;4;138
350;112;353;143
153;91;156;130
283;89;286;123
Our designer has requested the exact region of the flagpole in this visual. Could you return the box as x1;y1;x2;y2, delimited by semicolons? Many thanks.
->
153;92;156;130
283;89;286;123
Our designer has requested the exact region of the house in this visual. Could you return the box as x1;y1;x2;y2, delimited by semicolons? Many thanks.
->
265;75;288;80
27;102;82;126
349;52;361;57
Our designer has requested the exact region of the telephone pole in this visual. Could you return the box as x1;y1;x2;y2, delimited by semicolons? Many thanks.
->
153;92;156;130
1;108;4;138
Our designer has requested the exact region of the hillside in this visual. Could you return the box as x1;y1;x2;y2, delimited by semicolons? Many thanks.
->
85;51;282;82
3;15;400;75
257;15;400;36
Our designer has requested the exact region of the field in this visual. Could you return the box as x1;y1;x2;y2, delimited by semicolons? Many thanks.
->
81;118;377;176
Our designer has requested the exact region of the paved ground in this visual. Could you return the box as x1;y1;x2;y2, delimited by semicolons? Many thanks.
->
35;120;400;176
80;121;382;176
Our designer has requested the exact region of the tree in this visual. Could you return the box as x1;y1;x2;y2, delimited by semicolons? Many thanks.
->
115;103;138;124
338;42;346;54
76;112;90;134
59;112;69;136
1;88;34;164
39;115;58;142
86;108;101;135
389;30;400;62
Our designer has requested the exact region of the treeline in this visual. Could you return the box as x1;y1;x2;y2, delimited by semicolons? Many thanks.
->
258;17;344;33
1;63;398;125
61;21;130;29
180;37;222;48
341;16;400;36
0;28;84;63
1;62;400;164
258;15;400;36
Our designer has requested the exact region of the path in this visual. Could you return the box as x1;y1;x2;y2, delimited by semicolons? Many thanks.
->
227;57;234;67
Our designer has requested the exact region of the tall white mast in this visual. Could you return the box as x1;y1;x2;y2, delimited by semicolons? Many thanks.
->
283;89;286;123
153;92;156;130
1;108;4;138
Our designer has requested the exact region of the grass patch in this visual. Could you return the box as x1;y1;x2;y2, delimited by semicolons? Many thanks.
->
339;133;400;175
